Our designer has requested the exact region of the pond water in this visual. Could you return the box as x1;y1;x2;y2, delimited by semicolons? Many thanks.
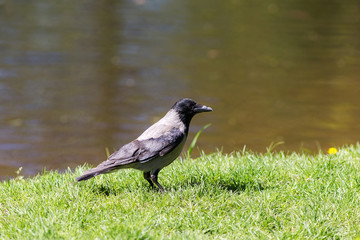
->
1;0;360;179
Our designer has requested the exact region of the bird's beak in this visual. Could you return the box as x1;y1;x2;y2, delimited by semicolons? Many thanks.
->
194;104;213;113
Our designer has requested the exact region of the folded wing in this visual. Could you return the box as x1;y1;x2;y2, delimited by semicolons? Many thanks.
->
76;127;184;181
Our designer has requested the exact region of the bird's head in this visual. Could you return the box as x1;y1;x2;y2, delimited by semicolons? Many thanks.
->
171;98;212;124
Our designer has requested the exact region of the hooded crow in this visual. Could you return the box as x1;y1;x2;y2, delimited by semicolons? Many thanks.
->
76;98;212;192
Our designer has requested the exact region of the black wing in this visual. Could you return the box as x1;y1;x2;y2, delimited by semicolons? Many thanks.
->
76;128;184;181
136;127;185;163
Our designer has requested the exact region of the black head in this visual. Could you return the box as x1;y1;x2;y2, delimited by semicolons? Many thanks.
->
171;98;212;125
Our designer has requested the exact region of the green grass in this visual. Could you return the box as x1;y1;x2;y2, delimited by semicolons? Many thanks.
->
1;145;360;239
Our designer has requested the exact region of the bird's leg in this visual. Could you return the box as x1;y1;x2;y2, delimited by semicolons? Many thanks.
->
150;169;164;193
143;171;155;189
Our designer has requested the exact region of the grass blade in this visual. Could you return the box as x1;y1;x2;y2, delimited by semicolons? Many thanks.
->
187;123;211;158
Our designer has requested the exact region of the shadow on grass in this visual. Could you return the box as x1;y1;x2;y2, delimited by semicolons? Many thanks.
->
179;175;269;193
217;180;267;192
86;174;270;195
90;184;115;196
89;182;155;196
89;179;269;195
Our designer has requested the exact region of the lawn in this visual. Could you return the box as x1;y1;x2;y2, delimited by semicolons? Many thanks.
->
1;145;360;239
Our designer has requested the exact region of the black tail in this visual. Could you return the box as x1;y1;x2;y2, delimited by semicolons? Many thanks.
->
76;171;98;182
76;166;118;182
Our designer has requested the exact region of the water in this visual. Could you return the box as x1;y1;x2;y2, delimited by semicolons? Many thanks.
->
1;0;360;179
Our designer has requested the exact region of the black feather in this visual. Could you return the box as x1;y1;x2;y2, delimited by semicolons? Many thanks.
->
76;128;184;181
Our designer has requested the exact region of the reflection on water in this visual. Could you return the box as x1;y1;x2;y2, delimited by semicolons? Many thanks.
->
1;0;360;179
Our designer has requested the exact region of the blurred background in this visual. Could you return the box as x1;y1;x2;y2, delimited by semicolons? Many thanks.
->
1;0;360;179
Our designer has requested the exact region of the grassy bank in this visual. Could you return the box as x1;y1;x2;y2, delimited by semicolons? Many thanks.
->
1;145;360;239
